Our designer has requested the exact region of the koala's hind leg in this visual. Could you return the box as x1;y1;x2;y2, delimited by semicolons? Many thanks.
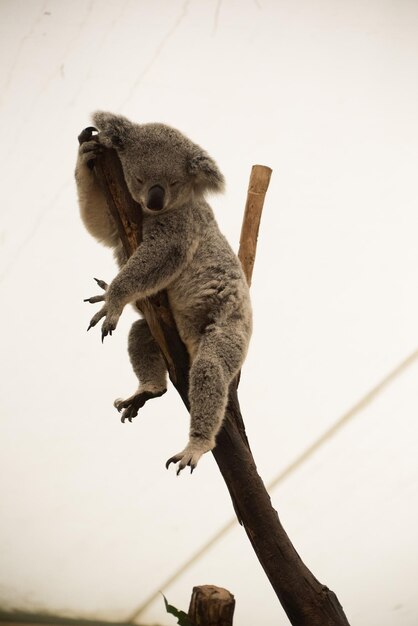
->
166;325;247;473
114;319;167;422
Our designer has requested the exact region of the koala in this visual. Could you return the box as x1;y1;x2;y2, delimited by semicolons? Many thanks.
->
75;112;252;474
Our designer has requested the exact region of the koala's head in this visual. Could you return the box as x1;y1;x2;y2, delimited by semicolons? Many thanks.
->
92;111;225;214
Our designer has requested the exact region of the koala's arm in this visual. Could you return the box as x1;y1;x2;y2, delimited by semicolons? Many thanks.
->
107;212;196;307
87;209;198;338
75;141;119;248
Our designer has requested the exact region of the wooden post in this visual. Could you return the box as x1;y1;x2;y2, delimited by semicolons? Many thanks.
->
188;586;235;626
238;164;272;286
78;127;351;626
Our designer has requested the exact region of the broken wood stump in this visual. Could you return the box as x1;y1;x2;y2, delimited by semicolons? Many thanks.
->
188;585;235;626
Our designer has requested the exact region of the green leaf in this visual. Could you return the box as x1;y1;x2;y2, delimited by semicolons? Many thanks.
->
162;594;194;626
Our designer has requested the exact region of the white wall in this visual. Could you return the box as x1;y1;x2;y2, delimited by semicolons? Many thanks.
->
1;1;418;625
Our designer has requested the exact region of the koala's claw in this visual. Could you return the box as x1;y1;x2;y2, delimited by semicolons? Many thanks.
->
87;305;107;326
84;294;105;304
101;320;116;342
87;306;107;331
166;439;214;475
84;278;108;304
165;453;196;476
94;278;108;290
115;389;167;423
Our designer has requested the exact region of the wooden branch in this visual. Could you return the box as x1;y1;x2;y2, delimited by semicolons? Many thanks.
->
78;127;351;626
238;164;272;286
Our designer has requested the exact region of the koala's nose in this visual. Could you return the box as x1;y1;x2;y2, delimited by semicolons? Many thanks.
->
146;184;165;211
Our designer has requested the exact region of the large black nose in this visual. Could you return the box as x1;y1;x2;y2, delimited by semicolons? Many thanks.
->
146;185;165;211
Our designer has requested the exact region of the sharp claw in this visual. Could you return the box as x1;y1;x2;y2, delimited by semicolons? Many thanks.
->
101;330;107;343
94;278;108;290
88;317;99;330
166;457;174;470
84;295;105;304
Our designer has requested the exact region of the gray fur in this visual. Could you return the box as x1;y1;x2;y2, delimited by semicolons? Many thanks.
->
75;112;252;473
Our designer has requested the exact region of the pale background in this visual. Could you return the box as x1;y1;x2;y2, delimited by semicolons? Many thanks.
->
1;1;418;625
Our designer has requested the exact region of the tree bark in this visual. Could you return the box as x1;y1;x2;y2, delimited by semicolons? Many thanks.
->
78;127;351;626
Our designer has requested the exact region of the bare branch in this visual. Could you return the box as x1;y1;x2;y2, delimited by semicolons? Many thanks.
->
238;164;272;285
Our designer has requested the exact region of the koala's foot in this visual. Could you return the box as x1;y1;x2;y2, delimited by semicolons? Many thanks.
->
114;388;167;423
166;437;215;475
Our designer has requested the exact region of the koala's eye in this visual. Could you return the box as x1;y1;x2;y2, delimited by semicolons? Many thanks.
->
170;180;180;187
136;177;144;184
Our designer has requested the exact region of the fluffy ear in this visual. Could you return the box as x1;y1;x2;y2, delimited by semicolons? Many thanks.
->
91;111;133;149
187;148;225;195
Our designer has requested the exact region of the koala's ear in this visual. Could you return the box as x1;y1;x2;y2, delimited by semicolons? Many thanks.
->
91;111;133;149
187;148;225;194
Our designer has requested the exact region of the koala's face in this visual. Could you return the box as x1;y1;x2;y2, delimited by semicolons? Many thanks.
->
93;113;225;215
119;125;195;214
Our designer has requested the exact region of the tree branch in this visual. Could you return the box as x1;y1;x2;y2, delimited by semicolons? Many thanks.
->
78;128;351;626
238;164;272;286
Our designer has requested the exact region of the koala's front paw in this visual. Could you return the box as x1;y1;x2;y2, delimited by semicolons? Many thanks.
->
92;111;132;150
165;438;215;475
84;278;120;341
114;388;167;423
78;140;103;170
85;278;108;330
86;301;120;342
